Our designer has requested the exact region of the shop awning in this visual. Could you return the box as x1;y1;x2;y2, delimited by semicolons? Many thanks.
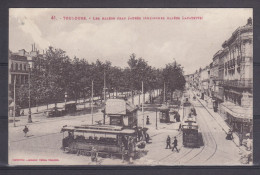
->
220;102;252;122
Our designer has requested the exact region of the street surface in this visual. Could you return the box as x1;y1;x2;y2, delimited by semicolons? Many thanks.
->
9;90;244;165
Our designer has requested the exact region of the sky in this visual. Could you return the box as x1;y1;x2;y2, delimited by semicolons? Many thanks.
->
9;8;252;74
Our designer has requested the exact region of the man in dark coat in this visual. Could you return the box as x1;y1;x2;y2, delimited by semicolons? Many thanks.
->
146;116;150;125
23;125;29;137
172;137;179;152
166;135;171;149
175;112;180;122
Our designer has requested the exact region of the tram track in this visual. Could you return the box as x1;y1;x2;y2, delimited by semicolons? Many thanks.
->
160;92;219;164
189;91;218;163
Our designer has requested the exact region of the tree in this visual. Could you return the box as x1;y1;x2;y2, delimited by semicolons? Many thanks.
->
162;61;186;102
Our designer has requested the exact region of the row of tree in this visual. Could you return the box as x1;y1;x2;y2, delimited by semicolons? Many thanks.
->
15;47;186;108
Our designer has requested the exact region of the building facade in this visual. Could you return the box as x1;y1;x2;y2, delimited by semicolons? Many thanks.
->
189;18;253;139
218;18;253;138
8;44;45;107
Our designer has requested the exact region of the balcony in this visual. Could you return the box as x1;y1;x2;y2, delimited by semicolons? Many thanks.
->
219;79;253;89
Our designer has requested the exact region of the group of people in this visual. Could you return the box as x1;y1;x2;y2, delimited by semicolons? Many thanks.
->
166;135;179;153
137;128;150;143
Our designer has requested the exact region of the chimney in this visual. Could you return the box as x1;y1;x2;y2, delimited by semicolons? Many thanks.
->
32;44;33;51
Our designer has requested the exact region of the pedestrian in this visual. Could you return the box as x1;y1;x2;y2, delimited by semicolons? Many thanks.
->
23;125;29;137
166;135;171;149
175;112;180;122
226;129;233;140
145;133;150;143
91;146;97;162
146;116;150;125
178;123;182;131
21;109;24;116
172;136;179;152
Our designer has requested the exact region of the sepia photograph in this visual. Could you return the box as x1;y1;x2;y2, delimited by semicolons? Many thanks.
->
8;8;253;165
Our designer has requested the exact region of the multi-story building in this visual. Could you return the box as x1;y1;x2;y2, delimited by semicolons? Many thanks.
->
218;18;253;138
8;44;45;108
192;70;200;91
184;74;194;88
199;66;210;96
210;50;222;100
8;50;30;85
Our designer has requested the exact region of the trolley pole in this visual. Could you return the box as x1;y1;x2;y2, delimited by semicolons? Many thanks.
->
142;81;144;128
91;80;94;125
13;76;16;127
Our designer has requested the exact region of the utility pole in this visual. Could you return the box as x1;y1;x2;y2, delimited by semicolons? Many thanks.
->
91;80;94;125
164;82;166;103
104;71;106;102
132;90;134;105
142;81;144;128
13;76;16;127
156;108;158;130
28;65;32;123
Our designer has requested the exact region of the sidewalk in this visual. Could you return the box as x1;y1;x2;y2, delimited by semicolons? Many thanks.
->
15;91;158;116
194;93;251;157
10;91;158;127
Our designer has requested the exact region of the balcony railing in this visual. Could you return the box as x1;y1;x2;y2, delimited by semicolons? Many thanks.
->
10;69;29;74
219;79;253;88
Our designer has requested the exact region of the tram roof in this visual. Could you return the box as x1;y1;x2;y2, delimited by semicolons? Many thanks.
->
61;125;136;135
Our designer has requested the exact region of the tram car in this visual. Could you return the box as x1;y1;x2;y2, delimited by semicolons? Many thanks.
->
61;124;143;159
182;116;199;147
183;99;197;117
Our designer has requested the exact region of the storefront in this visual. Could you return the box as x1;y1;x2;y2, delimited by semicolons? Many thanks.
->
219;102;253;139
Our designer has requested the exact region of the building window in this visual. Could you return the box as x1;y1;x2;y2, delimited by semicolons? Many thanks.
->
20;64;22;71
24;64;27;71
11;63;13;71
15;63;18;71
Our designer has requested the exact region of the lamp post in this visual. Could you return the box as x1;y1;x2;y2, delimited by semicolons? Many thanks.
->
64;91;68;106
142;81;144;128
91;80;94;125
28;64;32;123
13;75;16;127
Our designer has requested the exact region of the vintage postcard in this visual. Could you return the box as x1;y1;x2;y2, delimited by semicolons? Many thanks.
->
8;8;253;165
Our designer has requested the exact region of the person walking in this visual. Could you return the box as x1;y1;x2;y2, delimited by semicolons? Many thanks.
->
178;123;182;131
166;135;171;149
23;125;29;137
172;136;179;152
146;116;150;125
91;146;97;162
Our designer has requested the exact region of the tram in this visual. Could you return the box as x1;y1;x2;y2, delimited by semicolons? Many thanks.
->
61;125;140;159
183;98;197;117
182;116;199;147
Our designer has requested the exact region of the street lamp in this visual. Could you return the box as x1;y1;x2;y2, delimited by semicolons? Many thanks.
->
28;64;32;123
64;91;68;106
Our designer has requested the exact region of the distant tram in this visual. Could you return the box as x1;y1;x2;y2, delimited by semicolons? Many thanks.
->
182;116;199;147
